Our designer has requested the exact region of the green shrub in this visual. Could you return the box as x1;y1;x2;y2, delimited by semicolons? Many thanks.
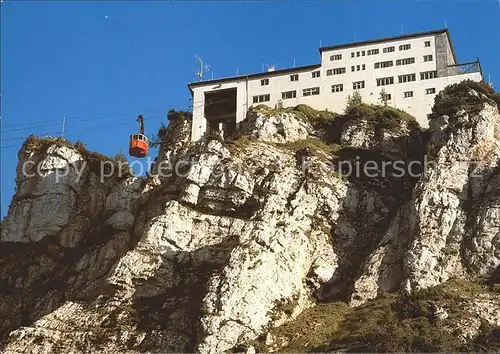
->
345;90;363;112
429;80;500;120
167;109;192;122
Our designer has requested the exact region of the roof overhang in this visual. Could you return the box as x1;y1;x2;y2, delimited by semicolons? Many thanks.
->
318;28;452;54
187;63;321;94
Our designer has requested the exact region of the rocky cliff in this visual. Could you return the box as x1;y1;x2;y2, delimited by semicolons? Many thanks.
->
1;81;499;353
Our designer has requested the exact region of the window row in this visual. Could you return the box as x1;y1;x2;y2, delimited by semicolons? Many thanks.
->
281;87;321;99
329;39;433;62
260;71;321;86
330;86;437;97
351;64;366;72
255;86;438;102
376;71;437;85
376;55;432;69
260;56;435;86
349;43;410;57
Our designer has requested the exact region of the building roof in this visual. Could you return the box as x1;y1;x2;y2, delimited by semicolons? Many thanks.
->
319;28;457;62
187;63;321;93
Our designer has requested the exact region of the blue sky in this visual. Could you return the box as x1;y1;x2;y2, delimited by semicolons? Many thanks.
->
1;0;500;217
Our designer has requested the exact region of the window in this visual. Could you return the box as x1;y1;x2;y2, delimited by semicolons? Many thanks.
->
383;46;395;53
261;78;269;86
351;66;355;72
312;71;320;78
399;44;411;51
253;94;270;103
423;55;433;62
396;57;415;66
384;93;392;100
374;60;394;69
327;67;346;76
367;48;380;55
303;87;320;96
426;88;436;95
376;77;394;86
353;81;365;90
356;51;360;57
425;41;431;47
351;52;355;58
282;90;297;100
290;74;299;81
362;64;366;70
404;91;414;98
330;54;342;61
398;73;416;83
362;50;366;56
421;71;437;80
331;84;343;93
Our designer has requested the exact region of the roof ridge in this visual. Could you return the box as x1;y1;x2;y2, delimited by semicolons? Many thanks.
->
319;28;449;53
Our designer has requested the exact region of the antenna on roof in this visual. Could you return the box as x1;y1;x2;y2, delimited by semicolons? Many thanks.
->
319;38;322;47
236;68;239;76
293;58;296;68
265;64;275;72
194;55;204;81
401;24;404;35
194;55;211;82
445;20;448;28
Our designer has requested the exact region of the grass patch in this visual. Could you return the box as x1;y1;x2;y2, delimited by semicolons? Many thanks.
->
278;138;340;157
272;301;349;352
225;135;259;154
270;279;500;353
288;104;340;128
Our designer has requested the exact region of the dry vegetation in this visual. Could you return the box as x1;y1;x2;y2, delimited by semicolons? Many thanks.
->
247;279;500;353
21;135;131;177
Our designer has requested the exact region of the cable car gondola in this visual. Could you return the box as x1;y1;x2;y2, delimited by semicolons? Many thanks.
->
129;114;149;158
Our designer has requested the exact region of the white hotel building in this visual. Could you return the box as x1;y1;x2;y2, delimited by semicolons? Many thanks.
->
187;29;483;141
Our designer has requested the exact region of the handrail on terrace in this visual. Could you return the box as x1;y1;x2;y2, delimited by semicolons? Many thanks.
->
446;60;481;77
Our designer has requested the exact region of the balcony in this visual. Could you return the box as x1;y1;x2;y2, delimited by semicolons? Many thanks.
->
445;60;481;77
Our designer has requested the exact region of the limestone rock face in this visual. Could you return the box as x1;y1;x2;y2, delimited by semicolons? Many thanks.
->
1;90;500;353
351;92;500;305
236;109;311;143
339;113;425;160
2;145;88;244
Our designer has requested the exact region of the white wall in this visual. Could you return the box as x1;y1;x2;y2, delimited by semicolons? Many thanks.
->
190;80;247;141
190;33;482;140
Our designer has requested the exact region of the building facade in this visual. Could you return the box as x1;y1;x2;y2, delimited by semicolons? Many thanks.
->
188;29;483;141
